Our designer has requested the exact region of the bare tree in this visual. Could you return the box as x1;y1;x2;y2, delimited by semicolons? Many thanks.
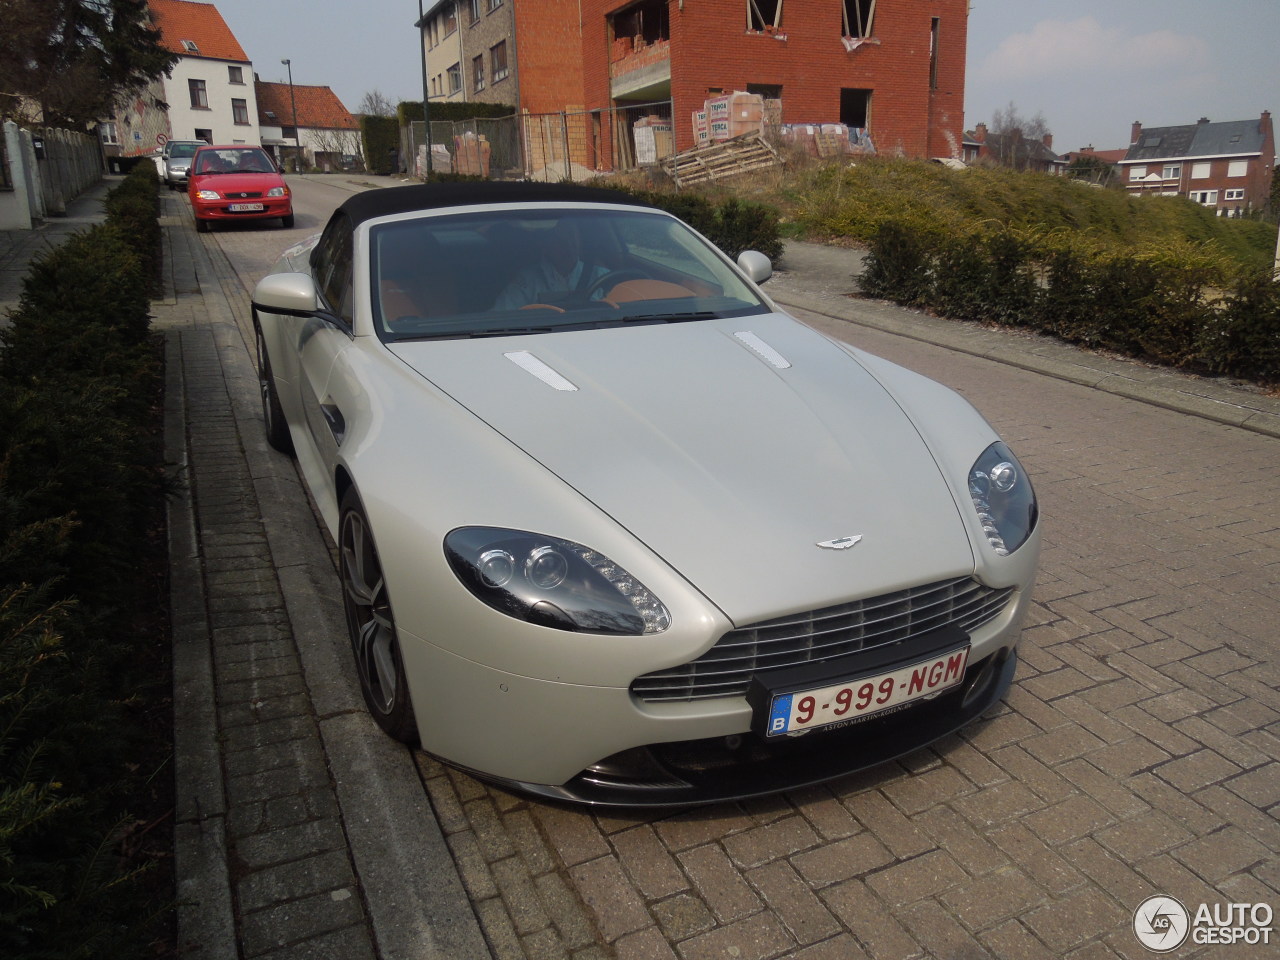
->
987;101;1052;172
357;89;395;118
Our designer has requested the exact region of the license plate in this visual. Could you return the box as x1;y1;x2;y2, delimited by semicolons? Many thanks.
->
764;647;970;737
229;202;264;212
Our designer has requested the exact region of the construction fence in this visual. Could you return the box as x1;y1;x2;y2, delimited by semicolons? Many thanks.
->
402;100;673;182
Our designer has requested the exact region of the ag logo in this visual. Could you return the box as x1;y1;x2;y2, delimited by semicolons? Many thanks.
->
816;535;862;550
1134;895;1190;952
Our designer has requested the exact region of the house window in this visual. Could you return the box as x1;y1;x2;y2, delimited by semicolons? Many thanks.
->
747;0;781;32
189;79;208;109
1188;190;1218;206
1129;165;1147;181
281;125;297;140
746;83;782;100
1161;163;1181;180
1224;188;1245;200
194;128;213;142
228;65;244;84
447;63;462;94
443;2;457;36
472;55;485;92
929;18;940;90
181;39;199;53
98;122;119;145
487;0;502;11
842;0;874;38
1227;160;1248;178
840;88;871;129
1190;162;1211;179
491;41;509;82
468;0;479;24
232;99;249;124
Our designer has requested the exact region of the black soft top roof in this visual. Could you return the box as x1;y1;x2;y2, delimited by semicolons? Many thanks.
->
336;181;653;227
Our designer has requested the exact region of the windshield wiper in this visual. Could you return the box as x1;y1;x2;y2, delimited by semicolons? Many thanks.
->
615;311;717;324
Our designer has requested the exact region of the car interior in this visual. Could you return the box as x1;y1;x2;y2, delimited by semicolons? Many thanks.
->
371;210;758;339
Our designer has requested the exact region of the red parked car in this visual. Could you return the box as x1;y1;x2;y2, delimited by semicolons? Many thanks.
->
188;145;294;232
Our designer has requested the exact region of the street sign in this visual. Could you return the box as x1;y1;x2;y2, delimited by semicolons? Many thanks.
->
157;133;169;146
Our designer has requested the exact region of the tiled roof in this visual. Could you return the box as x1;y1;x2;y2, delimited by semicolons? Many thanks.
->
1124;118;1267;162
255;81;357;130
149;0;249;62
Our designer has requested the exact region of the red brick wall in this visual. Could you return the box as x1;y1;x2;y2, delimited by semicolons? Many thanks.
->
514;0;586;118
577;0;968;161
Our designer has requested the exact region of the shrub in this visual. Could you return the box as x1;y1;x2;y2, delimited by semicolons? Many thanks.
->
858;221;934;305
1197;272;1280;384
0;176;167;958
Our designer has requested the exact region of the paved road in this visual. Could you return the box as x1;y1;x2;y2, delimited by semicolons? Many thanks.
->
195;178;1278;960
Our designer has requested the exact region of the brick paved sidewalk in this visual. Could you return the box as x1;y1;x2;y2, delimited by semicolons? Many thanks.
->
155;193;489;959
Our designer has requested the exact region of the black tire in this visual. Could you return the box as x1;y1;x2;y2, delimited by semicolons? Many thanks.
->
195;217;210;233
281;213;295;228
339;490;419;743
255;320;294;454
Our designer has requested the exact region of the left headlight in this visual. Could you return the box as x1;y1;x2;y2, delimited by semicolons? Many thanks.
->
967;442;1037;556
445;527;671;635
195;190;220;200
266;186;288;197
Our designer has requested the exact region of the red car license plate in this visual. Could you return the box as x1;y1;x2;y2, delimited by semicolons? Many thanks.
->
229;202;264;212
765;647;970;736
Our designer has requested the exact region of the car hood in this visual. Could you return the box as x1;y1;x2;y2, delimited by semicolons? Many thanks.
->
190;172;284;192
389;313;975;624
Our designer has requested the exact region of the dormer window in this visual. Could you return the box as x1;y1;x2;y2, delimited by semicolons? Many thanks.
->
181;39;199;53
265;110;277;121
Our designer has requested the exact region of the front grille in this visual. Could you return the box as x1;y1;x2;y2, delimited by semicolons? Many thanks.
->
225;191;263;199
632;577;1014;702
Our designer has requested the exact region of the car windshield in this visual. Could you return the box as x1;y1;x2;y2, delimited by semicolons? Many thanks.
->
192;147;276;175
370;208;769;341
168;142;201;159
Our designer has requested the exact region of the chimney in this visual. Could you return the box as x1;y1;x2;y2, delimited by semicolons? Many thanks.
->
1261;110;1273;140
1081;145;1095;154
974;122;987;143
1042;132;1053;149
1198;117;1211;125
1131;120;1142;145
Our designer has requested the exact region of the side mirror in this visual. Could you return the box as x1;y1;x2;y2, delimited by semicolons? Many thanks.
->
252;272;321;315
737;250;772;285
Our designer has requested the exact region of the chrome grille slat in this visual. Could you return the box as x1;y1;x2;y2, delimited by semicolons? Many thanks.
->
713;584;993;650
632;577;1014;702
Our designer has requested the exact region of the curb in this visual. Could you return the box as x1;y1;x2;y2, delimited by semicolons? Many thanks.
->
769;286;1280;440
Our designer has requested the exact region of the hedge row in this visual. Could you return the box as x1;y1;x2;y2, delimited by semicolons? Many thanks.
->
859;220;1280;384
619;188;783;262
1;162;169;958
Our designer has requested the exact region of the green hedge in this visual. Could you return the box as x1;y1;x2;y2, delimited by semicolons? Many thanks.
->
397;100;514;124
362;115;400;175
858;219;1280;384
619;188;783;261
0;166;167;958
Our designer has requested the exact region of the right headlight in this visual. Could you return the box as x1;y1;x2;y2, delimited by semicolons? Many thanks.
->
444;527;671;636
967;442;1037;556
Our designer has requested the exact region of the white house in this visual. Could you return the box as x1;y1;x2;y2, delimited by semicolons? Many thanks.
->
255;81;361;171
147;0;260;146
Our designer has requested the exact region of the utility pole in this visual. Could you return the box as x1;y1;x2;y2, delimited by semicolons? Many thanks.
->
416;0;434;176
281;59;300;172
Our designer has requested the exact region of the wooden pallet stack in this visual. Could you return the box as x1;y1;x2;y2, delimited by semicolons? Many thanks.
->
660;132;782;187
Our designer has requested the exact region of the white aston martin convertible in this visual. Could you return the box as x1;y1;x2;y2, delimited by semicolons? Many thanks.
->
251;182;1040;805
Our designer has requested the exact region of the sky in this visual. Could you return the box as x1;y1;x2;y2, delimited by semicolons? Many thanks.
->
208;0;1278;154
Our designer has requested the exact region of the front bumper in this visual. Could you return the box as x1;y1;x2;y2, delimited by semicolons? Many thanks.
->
480;646;1016;807
397;582;1032;806
192;198;292;222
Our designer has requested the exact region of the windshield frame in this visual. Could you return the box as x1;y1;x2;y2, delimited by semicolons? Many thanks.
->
366;205;770;344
